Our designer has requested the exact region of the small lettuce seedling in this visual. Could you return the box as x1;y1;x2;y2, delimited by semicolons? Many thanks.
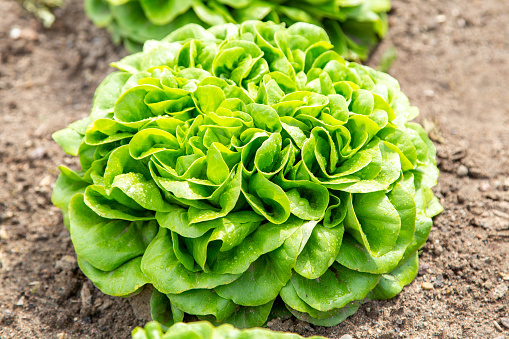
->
52;21;442;329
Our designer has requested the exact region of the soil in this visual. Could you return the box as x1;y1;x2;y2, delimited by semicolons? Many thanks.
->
0;0;508;338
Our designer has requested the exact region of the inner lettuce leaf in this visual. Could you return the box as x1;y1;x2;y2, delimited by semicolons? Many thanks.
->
84;0;390;60
52;21;442;328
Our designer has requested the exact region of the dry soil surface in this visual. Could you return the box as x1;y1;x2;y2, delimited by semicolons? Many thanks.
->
0;0;508;338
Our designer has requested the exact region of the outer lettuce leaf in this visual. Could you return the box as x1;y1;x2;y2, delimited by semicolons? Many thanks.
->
52;118;90;156
289;263;379;312
214;220;316;306
51;166;91;228
167;289;236;322
150;289;184;330
336;179;416;274
70;194;158;271
343;191;401;258
141;228;242;294
367;251;419;300
78;256;148;296
294;224;344;279
280;277;361;323
219;300;274;329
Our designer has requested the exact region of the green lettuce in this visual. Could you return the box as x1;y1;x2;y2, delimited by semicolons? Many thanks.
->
132;321;327;339
52;21;442;328
84;0;390;60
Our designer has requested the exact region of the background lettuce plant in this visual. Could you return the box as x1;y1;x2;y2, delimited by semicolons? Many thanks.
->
52;21;442;329
132;321;327;339
84;0;390;60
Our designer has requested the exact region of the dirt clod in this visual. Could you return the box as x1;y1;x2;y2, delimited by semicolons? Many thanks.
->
80;283;93;316
55;255;77;272
490;284;508;300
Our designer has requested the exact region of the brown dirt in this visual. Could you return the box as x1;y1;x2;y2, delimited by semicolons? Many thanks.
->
0;0;508;338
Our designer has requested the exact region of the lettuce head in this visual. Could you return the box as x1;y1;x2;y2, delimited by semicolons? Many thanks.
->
52;21;442;329
84;0;390;60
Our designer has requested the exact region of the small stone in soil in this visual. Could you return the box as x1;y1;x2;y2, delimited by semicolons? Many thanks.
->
422;282;434;290
456;165;469;177
436;14;447;23
424;89;435;97
500;317;509;329
493;321;503;332
15;296;24;306
39;175;52;187
479;182;491;192
339;335;353;339
0;229;9;240
29;147;47;160
10;27;21;39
